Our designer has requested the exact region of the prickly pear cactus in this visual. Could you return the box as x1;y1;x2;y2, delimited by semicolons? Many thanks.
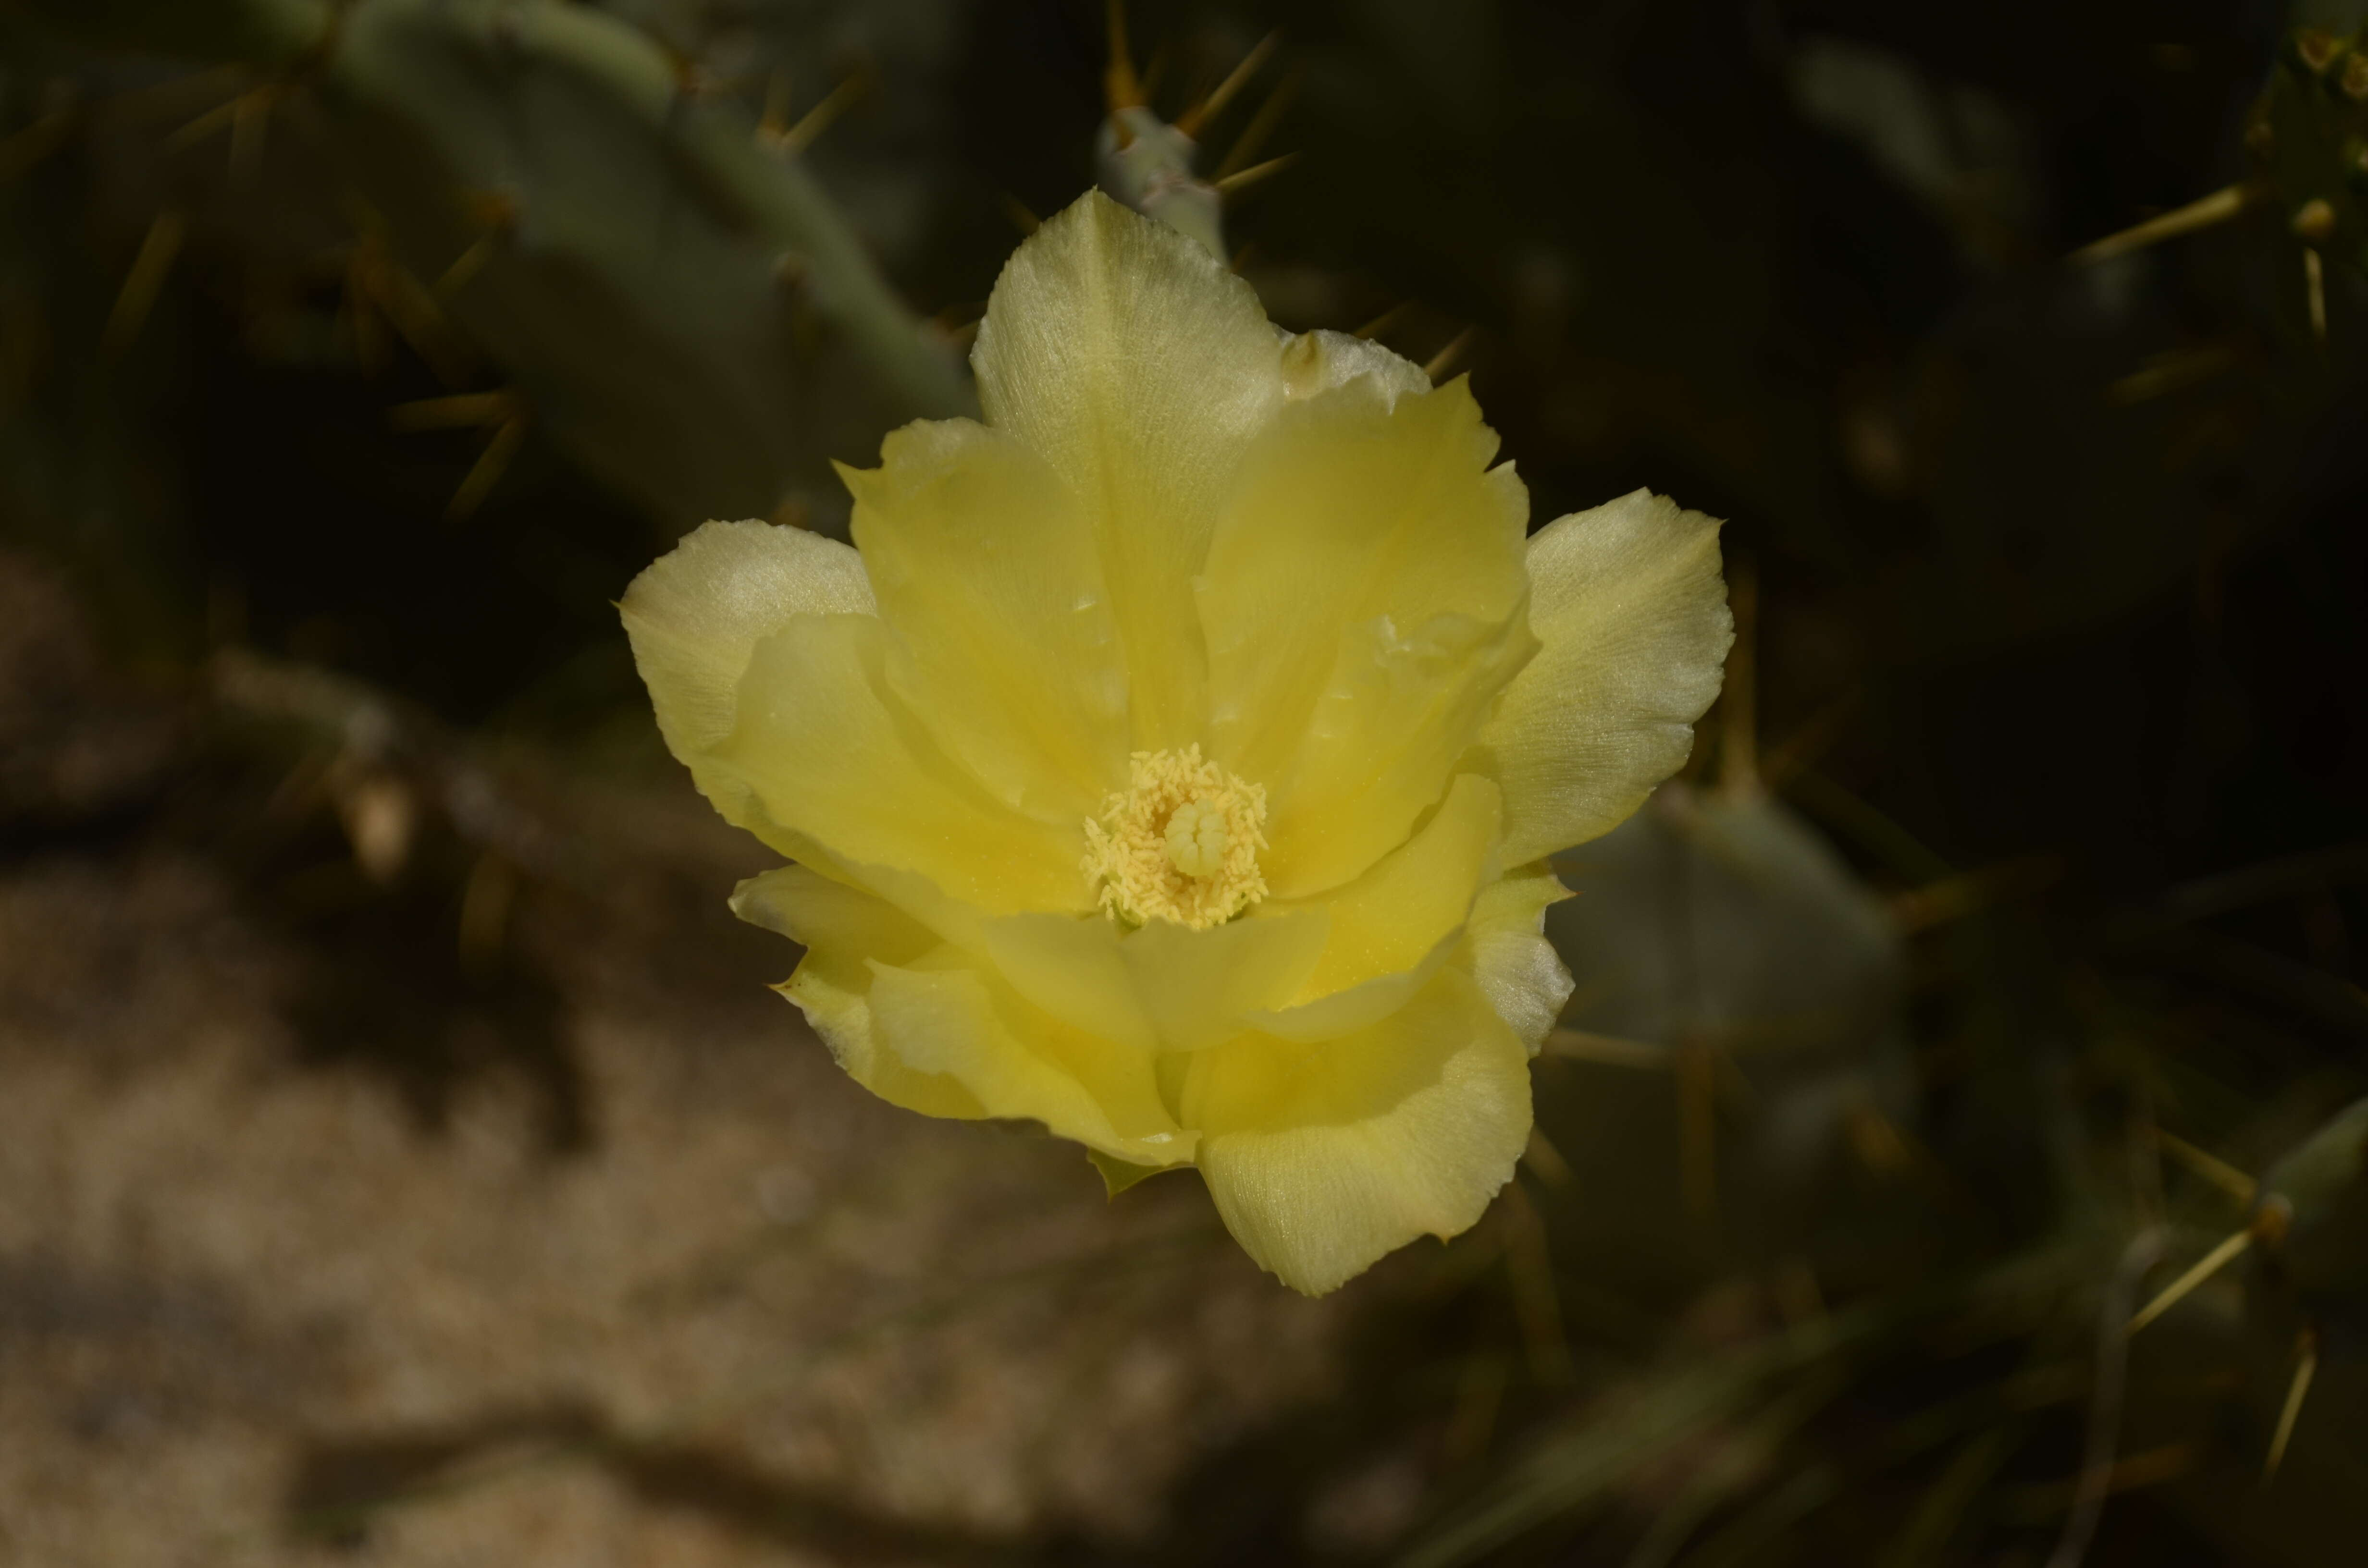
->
2250;1097;2368;1354
2248;24;2368;277
2211;1099;2368;1542
1097;104;1226;259
17;0;972;533
323;0;971;529
1089;7;1283;261
1538;781;1926;1292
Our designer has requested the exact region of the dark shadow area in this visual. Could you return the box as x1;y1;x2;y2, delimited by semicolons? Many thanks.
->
272;870;591;1153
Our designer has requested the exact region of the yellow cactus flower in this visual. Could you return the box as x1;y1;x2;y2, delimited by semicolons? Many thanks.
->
621;191;1732;1295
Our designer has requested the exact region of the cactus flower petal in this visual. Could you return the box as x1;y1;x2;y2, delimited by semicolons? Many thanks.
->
1482;490;1737;867
710;614;1090;915
736;863;1190;1164
863;959;1190;1165
972;190;1285;751
1197;374;1535;897
619;517;872;828
839;418;1129;825
1465;865;1580;1054
625;190;1730;1294
1188;969;1533;1298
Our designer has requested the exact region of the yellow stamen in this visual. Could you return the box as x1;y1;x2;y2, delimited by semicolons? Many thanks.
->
1083;745;1268;929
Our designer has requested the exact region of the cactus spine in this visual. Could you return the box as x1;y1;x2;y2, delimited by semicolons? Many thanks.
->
21;0;973;531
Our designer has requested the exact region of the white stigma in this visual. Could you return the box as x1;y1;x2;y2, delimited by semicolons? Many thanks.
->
1164;799;1230;879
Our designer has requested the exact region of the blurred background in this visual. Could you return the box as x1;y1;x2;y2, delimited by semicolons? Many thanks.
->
3;0;2367;1563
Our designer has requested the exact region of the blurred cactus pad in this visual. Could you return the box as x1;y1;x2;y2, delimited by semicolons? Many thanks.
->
15;0;971;537
2252;21;2368;279
4;2;2368;1566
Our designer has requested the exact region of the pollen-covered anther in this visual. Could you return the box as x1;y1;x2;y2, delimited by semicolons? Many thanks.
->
1083;745;1269;929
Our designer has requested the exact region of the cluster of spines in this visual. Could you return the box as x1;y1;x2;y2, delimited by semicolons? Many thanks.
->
2072;22;2368;345
22;0;969;524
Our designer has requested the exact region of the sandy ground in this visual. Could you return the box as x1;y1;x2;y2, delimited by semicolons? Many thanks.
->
0;556;1348;1568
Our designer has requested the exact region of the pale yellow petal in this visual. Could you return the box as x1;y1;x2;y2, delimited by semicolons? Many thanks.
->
732;864;986;1122
840;418;1127;823
765;834;991;954
733;862;938;966
740;866;1191;1166
1479;490;1733;867
1186;968;1532;1295
709;613;1089;915
978;904;1331;1054
1278;329;1430;404
973;910;1153;1052
619;518;873;822
1264;607;1533;899
1201;377;1528;785
1249;773;1501;1041
1119;910;1331;1051
1465;865;1576;1054
1199;376;1534;895
971;190;1285;748
1285;774;1501;999
867;955;1191;1165
1088;1148;1178;1195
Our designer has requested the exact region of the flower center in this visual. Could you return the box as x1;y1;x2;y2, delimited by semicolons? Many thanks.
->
1082;745;1269;929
